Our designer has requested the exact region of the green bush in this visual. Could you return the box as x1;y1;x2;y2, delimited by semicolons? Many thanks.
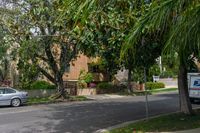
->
29;80;56;90
149;65;161;76
146;82;165;90
160;70;175;78
78;70;93;83
97;82;113;89
96;82;116;94
78;70;93;88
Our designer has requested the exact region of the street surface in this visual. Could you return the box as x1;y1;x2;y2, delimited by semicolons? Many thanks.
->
0;92;198;133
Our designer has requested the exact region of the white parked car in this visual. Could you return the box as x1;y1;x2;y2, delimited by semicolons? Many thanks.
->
0;87;28;107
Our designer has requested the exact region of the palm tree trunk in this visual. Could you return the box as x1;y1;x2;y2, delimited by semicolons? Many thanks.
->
178;63;193;114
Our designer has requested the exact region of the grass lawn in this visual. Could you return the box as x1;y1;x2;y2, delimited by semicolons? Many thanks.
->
27;97;53;105
150;88;178;94
108;110;200;133
27;96;88;105
118;88;178;96
69;96;88;101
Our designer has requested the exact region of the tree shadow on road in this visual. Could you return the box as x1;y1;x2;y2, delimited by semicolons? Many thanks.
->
31;94;180;133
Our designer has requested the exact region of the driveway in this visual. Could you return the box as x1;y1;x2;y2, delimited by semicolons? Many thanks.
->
0;92;198;133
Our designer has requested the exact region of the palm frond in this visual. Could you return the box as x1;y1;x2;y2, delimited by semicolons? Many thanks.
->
164;3;200;61
121;0;175;61
124;0;200;62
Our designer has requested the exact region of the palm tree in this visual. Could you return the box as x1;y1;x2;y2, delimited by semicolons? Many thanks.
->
125;0;200;114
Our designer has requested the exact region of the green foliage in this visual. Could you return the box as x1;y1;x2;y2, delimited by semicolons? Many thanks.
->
161;54;179;78
27;97;53;105
125;0;200;79
79;70;93;83
110;109;200;133
97;82;113;90
27;95;88;105
69;96;88;101
75;0;140;80
29;81;56;90
146;82;165;90
132;68;144;83
96;82;119;94
149;65;161;76
78;70;93;88
133;64;161;83
18;58;40;89
150;88;178;94
147;64;161;81
3;0;83;96
121;0;199;114
160;70;175;78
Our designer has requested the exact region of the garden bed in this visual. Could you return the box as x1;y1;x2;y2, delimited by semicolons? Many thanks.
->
27;96;89;105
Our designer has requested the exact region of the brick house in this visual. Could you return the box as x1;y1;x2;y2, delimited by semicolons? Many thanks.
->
63;54;109;82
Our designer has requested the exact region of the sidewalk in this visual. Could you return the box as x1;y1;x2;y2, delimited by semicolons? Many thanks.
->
86;94;129;100
174;128;200;133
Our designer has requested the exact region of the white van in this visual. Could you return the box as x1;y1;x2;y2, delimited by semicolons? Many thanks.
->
188;73;200;102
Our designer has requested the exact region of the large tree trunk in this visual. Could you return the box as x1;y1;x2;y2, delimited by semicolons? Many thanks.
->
178;64;193;114
55;73;69;99
127;68;132;93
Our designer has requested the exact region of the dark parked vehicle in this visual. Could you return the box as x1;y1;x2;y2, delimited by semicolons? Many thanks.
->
0;87;28;107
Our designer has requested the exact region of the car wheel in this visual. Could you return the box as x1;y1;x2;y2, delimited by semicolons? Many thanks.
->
11;98;21;107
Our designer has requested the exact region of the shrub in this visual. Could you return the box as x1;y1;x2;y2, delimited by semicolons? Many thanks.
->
97;82;112;89
160;70;175;78
96;82;115;94
29;80;56;90
145;64;161;81
146;82;165;90
78;70;93;83
78;70;93;88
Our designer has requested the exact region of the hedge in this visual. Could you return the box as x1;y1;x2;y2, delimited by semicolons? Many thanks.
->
29;80;56;90
146;82;165;90
97;82;113;89
96;82;115;94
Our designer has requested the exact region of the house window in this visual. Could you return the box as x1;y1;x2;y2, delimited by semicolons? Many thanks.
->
65;64;70;72
88;64;100;73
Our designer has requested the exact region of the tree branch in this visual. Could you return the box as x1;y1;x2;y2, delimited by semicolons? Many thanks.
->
37;65;55;84
39;26;59;75
35;53;49;63
60;42;67;75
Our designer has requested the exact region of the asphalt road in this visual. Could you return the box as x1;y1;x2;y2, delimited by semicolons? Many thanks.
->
0;92;198;133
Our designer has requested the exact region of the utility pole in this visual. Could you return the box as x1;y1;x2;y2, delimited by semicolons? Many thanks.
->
159;56;162;73
141;36;149;120
144;67;149;120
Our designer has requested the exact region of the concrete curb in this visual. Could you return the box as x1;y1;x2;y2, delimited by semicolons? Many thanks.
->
175;128;200;133
94;112;179;133
94;107;200;133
